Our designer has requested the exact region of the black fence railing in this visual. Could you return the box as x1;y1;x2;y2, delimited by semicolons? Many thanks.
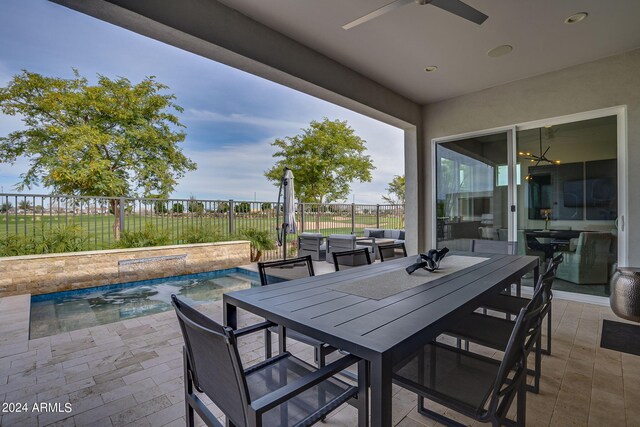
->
0;193;404;260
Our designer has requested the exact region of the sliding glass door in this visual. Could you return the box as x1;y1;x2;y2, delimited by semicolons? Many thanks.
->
432;111;625;300
435;129;516;250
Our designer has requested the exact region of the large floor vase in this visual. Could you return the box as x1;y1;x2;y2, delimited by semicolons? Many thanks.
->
610;267;640;322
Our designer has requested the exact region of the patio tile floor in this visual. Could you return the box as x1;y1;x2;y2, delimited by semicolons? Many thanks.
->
1;283;640;426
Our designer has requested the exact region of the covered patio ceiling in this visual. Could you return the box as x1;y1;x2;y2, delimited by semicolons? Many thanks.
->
52;0;640;119
216;0;640;103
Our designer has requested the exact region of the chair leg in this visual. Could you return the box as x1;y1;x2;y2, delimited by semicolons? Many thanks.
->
517;372;527;427
534;333;541;394
184;350;195;427
264;329;272;359
544;309;552;356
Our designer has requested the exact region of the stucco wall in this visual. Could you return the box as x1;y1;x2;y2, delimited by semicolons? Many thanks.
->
421;48;640;264
0;241;250;297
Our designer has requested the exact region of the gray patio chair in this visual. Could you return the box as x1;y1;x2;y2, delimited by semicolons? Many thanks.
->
258;256;337;367
297;233;326;261
393;306;531;427
378;242;407;262
171;295;367;427
478;254;563;356
443;267;554;394
471;239;516;255
472;239;521;297
332;248;372;271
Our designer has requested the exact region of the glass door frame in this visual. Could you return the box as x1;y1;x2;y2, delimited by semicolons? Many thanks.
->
431;125;518;246
430;106;628;267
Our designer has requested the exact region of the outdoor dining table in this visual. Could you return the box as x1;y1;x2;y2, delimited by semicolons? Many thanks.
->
223;251;539;427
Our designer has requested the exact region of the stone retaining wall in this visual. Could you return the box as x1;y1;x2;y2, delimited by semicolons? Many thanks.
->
0;241;251;297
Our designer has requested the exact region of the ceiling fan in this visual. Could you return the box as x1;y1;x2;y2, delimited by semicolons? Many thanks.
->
342;0;488;30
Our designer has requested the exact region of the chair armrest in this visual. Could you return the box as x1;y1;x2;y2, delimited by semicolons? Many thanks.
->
251;354;360;414
233;321;276;338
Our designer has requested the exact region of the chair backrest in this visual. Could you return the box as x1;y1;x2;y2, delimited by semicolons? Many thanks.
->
471;239;516;255
298;233;323;247
258;255;314;286
332;248;372;271
485;284;545;422
327;234;357;254
535;266;558;308
546;253;564;274
378;243;407;262
171;295;249;427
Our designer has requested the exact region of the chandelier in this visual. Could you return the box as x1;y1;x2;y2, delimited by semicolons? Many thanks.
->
519;128;560;180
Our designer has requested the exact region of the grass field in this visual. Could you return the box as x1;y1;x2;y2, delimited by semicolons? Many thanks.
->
0;211;404;256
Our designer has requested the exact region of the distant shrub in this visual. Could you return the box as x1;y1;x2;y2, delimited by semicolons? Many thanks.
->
216;202;229;213
188;198;204;214
154;201;169;214
179;224;221;244
261;202;272;211
172;203;184;214
34;224;89;254
0;235;31;257
234;202;251;213
0;224;88;256
116;224;171;248
236;228;276;262
1;202;13;213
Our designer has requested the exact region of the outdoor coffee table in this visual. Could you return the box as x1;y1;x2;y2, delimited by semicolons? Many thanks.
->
224;252;539;427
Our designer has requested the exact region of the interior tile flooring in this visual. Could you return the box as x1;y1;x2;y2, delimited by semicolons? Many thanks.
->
1;276;640;426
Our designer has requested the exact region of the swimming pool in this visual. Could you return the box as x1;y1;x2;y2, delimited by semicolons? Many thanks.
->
30;267;263;339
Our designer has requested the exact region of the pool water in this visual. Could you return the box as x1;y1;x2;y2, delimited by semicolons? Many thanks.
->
30;268;260;339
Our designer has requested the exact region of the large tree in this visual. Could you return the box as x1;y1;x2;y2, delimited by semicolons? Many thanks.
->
382;175;405;205
265;118;374;204
0;70;196;238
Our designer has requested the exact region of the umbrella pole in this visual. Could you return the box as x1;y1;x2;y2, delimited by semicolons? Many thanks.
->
282;169;289;260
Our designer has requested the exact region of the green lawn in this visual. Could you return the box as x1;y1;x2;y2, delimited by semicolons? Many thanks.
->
0;212;404;254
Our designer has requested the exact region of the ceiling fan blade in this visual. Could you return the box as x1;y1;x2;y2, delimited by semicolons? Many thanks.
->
429;0;488;25
342;0;414;30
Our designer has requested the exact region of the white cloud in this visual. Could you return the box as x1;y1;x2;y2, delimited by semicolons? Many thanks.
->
173;116;405;205
173;140;278;201
186;109;306;131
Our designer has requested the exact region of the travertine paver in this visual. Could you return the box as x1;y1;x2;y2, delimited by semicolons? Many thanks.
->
1;279;640;426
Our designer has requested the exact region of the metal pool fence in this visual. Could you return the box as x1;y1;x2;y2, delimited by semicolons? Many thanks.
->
0;193;404;260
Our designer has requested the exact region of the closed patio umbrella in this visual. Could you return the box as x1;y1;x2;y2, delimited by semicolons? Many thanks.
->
277;167;297;259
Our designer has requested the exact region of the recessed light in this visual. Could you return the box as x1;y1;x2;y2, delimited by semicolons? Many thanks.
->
424;66;438;72
487;45;513;58
565;12;588;24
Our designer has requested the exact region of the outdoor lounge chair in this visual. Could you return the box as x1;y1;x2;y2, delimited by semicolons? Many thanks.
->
332;248;372;271
171;295;367;427
378;242;407;262
326;234;370;260
297;232;326;261
393;306;532;427
258;256;337;367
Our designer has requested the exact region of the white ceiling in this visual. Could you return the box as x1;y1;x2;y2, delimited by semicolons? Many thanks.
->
217;0;640;104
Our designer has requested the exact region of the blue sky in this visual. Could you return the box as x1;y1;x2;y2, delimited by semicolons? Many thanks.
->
0;0;404;204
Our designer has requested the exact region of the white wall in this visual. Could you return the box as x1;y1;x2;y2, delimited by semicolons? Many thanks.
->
422;48;640;264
